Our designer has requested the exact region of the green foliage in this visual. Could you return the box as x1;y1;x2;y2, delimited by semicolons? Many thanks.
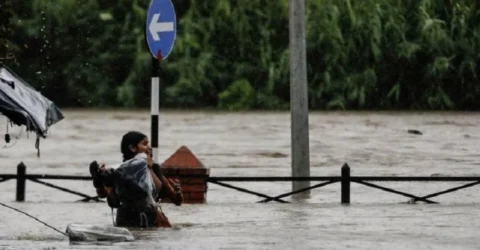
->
0;0;15;64
5;0;480;110
218;79;255;110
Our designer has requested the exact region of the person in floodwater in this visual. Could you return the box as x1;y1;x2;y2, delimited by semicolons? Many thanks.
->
89;131;183;228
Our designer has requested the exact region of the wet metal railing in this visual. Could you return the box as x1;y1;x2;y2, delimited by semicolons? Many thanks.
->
1;162;479;204
1;163;101;202
207;164;480;204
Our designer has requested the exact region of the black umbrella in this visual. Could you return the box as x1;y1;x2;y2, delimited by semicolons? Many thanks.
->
0;66;64;156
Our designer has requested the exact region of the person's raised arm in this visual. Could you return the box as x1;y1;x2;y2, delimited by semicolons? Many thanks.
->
151;165;183;206
147;149;183;206
147;155;163;192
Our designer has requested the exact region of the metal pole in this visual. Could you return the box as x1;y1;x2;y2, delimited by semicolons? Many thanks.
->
16;162;26;202
289;0;310;199
151;59;160;163
341;163;350;204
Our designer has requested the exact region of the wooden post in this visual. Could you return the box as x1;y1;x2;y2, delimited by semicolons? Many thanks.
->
341;163;350;204
16;162;26;202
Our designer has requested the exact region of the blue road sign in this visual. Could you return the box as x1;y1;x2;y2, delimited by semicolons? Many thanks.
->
146;0;177;60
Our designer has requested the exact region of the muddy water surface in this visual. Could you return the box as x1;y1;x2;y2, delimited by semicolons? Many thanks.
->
0;110;479;249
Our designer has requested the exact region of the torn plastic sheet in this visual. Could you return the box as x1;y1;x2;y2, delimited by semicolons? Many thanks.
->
115;153;157;208
0;66;64;138
66;223;135;242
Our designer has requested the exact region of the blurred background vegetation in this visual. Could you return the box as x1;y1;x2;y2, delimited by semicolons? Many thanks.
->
1;0;480;110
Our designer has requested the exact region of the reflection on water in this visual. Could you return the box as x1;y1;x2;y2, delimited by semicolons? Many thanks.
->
0;110;479;249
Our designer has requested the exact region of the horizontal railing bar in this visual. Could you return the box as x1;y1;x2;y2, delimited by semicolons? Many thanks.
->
28;175;92;180
0;174;92;180
207;176;480;182
209;177;338;181
1;174;479;182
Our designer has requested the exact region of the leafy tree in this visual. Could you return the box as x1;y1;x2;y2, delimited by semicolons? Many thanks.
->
6;0;480;110
0;0;15;65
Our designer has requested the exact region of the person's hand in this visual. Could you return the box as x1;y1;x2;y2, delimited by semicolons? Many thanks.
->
154;207;172;227
168;178;182;193
146;152;154;169
167;178;183;206
146;147;155;169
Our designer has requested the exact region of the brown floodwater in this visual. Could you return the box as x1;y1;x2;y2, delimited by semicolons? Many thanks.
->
0;110;479;249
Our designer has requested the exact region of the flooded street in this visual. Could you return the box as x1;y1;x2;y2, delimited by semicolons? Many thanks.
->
0;110;479;249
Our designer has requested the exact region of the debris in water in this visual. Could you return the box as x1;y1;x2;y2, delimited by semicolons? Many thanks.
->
407;129;423;135
255;152;288;158
66;223;134;242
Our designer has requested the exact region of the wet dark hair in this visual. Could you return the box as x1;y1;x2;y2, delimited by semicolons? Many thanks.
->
120;131;148;162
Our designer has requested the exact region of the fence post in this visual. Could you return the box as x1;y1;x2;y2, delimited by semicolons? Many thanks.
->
341;163;350;204
16;162;26;202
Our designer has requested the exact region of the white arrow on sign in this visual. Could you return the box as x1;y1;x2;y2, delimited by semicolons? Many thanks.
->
149;13;174;41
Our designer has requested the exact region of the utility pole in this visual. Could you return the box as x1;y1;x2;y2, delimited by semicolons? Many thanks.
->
289;0;310;199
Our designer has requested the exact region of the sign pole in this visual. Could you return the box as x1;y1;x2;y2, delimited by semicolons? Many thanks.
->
150;59;160;163
146;0;177;164
289;0;310;199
